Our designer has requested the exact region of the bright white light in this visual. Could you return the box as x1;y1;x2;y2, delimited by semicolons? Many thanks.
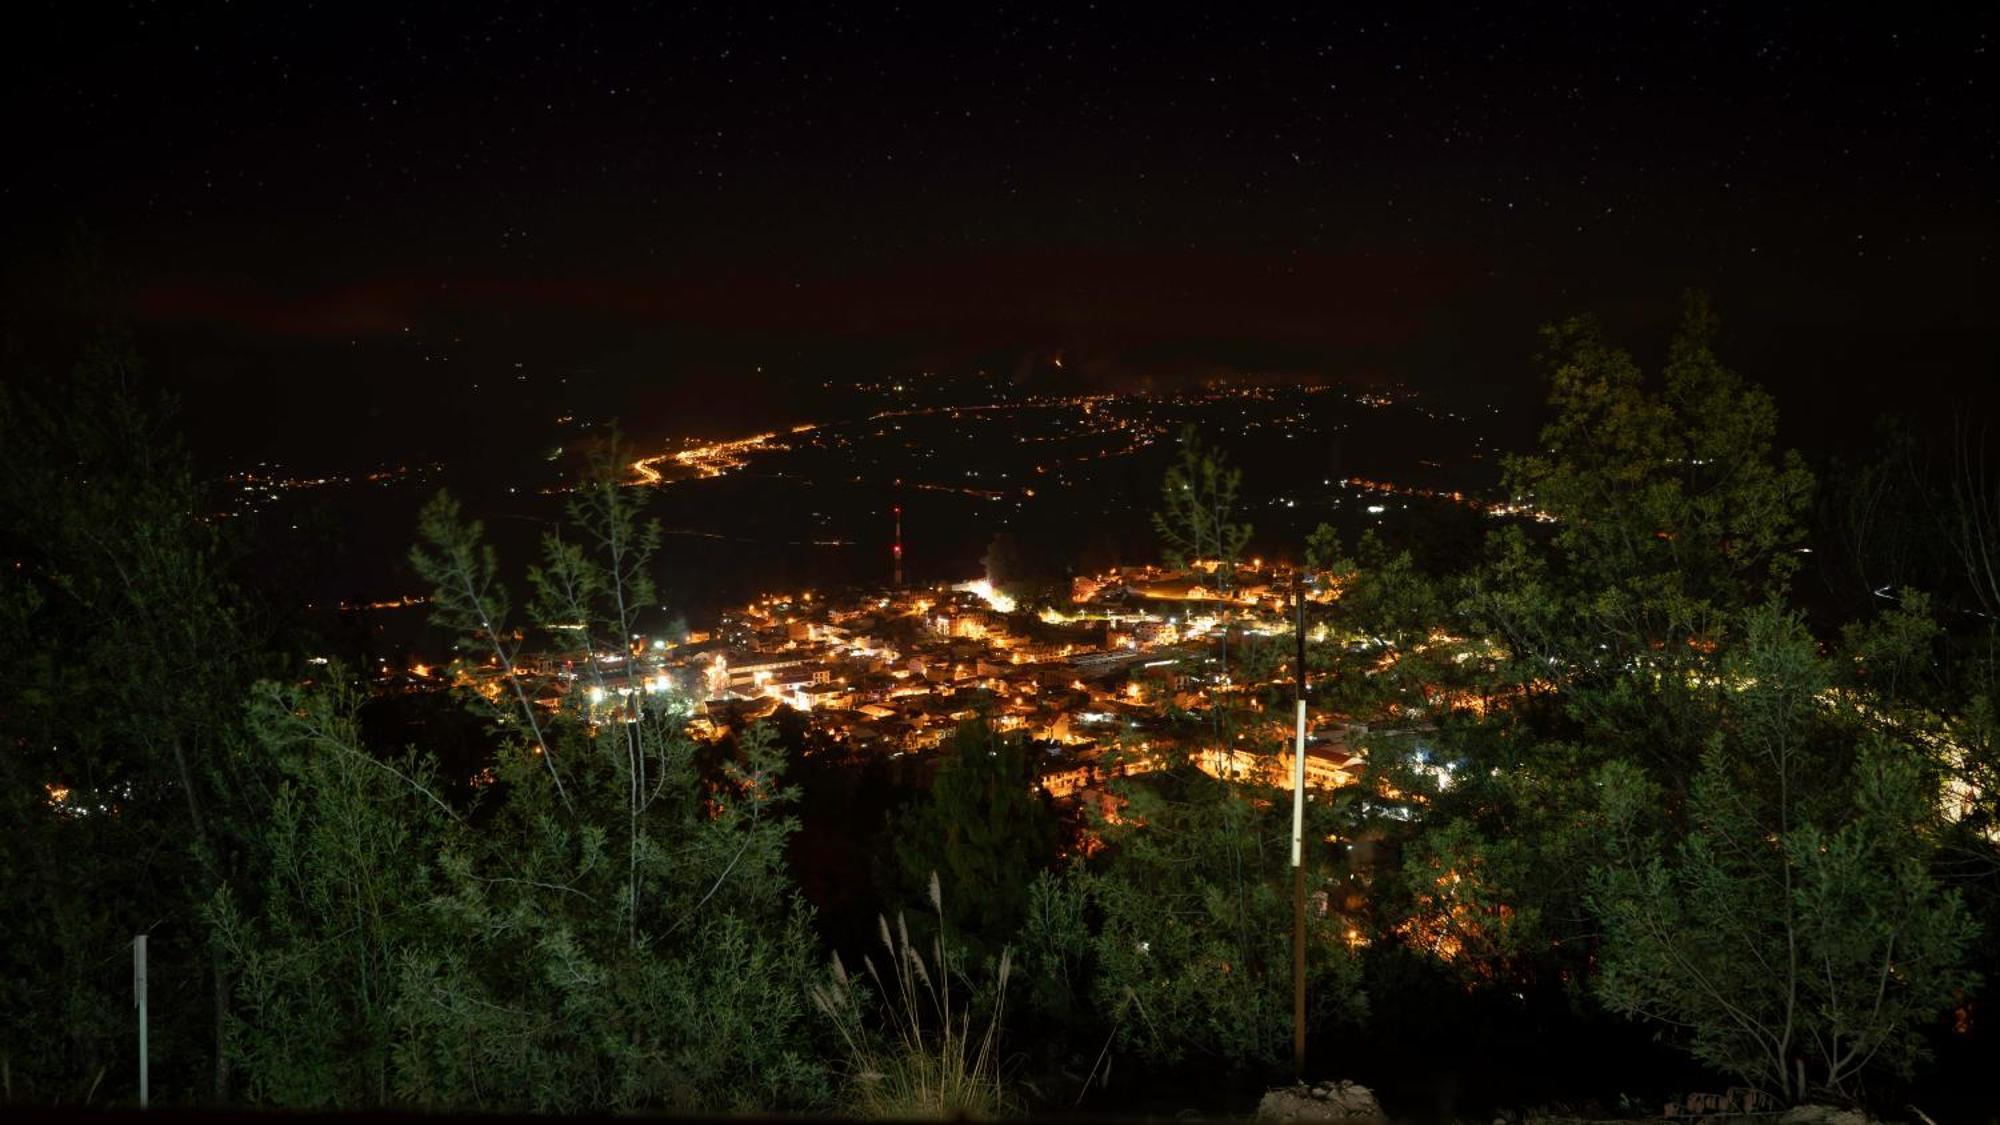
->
955;578;1017;613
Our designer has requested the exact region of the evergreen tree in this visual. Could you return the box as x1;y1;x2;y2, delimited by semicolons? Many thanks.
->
1590;607;1978;1103
1025;765;1364;1073
1499;292;1814;775
891;719;1061;963
0;329;273;1103
1337;295;1824;989
213;442;830;1113
1153;424;1253;591
205;678;449;1106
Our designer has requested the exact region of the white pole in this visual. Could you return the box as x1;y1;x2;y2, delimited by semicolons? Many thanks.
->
1290;570;1310;1079
1291;698;1307;866
133;934;148;1108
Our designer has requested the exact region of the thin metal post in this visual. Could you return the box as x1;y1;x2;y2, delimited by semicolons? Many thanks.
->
1292;570;1308;864
1292;571;1308;1080
133;934;148;1108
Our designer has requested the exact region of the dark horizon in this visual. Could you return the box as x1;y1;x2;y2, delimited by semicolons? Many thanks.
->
4;3;1994;472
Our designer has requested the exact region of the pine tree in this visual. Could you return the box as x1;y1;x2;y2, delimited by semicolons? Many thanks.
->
1590;607;1978;1103
892;719;1062;962
0;329;273;1103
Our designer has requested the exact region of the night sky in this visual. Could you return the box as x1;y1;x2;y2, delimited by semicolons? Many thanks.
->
4;3;1995;460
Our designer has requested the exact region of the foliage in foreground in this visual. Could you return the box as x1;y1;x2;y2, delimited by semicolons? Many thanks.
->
1590;607;1979;1103
891;720;1062;963
1288;298;1988;1108
1;331;274;1103
1022;766;1366;1076
813;874;1016;1119
212;680;828;1112
208;447;829;1113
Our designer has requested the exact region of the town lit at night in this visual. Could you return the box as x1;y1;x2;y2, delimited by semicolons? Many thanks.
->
3;5;1994;1121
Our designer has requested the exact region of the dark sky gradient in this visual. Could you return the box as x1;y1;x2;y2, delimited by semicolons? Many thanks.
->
4;2;1995;459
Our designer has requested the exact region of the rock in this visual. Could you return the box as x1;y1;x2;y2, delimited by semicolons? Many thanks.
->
1257;1081;1387;1123
1778;1107;1873;1125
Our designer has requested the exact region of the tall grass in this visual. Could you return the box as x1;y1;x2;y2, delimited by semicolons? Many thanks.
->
811;873;1015;1119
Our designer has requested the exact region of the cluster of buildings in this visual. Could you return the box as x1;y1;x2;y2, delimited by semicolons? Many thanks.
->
471;560;1370;802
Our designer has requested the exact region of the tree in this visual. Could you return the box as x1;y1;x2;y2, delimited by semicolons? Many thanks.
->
0;328;273;1103
1023;765;1365;1075
891;719;1062;962
408;491;569;804
1303;526;1454;718
1817;420;1951;616
205;677;450;1107
1320;297;1827;1003
524;432;667;942
1940;632;2000;883
397;462;826;1112
1512;293;1812;611
1589;607;1978;1103
383;718;825;1113
213;451;830;1113
1501;293;1815;775
1153;424;1253;591
1154;425;1260;772
1945;420;2000;620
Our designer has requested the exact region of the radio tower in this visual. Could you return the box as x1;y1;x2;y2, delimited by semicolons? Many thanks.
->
892;505;905;586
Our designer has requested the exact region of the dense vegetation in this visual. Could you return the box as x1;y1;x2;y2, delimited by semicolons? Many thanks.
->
3;297;1993;1118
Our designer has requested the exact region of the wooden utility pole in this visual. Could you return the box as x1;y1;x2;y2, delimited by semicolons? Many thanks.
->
1291;569;1308;1081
